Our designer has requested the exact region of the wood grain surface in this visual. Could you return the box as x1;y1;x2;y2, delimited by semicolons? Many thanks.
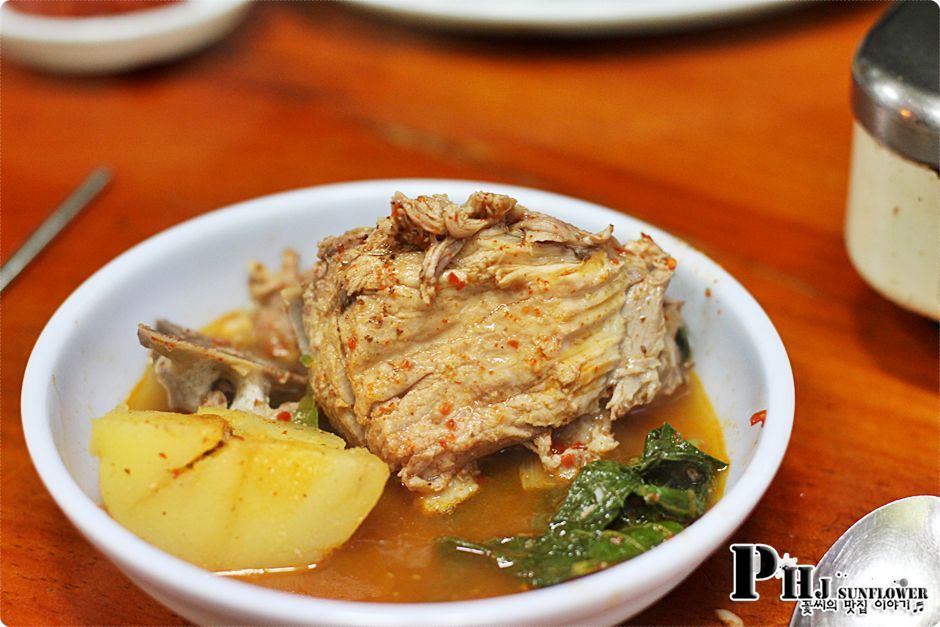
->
2;2;936;625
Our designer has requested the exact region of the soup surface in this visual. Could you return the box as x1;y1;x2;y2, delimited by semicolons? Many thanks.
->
127;312;727;603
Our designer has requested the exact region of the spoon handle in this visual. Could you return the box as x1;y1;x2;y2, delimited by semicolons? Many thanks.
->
0;166;111;293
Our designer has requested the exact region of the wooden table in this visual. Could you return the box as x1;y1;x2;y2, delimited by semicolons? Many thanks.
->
3;2;936;624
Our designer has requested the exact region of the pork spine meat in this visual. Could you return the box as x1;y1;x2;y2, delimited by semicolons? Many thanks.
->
303;192;688;493
138;321;306;415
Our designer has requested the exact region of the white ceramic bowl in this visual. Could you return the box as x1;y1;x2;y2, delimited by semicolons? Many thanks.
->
22;179;793;625
0;0;251;74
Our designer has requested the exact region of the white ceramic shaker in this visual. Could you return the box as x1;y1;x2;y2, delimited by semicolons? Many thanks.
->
846;1;939;319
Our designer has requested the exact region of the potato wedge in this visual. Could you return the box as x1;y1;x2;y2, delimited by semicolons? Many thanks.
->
195;406;344;449
90;407;228;506
91;406;389;571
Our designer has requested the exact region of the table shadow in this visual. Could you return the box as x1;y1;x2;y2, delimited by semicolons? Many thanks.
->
851;285;938;397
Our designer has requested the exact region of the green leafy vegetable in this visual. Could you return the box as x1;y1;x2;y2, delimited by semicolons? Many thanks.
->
675;326;691;363
440;423;727;587
293;393;319;428
628;422;727;520
549;461;640;532
293;355;319;427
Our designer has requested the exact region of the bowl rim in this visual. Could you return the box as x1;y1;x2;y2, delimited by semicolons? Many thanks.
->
21;178;794;625
0;0;251;45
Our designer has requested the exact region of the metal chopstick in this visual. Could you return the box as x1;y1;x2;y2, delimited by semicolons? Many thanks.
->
0;167;112;293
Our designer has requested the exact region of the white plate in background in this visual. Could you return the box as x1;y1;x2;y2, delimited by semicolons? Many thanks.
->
348;0;793;35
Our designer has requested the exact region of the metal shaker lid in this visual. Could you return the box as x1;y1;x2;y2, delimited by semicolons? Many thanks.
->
851;1;939;169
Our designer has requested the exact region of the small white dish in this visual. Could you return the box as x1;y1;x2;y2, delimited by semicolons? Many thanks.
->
0;0;251;74
348;0;792;35
21;179;794;625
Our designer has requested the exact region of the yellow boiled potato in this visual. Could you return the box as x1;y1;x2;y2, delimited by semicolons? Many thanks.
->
90;406;228;507
91;407;389;572
225;440;388;570
124;440;246;568
195;406;345;449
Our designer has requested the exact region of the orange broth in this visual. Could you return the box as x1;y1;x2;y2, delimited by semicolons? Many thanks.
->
127;312;727;603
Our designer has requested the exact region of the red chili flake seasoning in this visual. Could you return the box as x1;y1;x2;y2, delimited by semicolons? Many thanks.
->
400;359;412;370
347;337;358;350
440;402;453;416
276;411;292;422
447;272;467;290
507;339;520;349
705;288;712;298
665;257;677;270
750;410;767;427
560;453;575;468
445;418;457;431
158;452;167;459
